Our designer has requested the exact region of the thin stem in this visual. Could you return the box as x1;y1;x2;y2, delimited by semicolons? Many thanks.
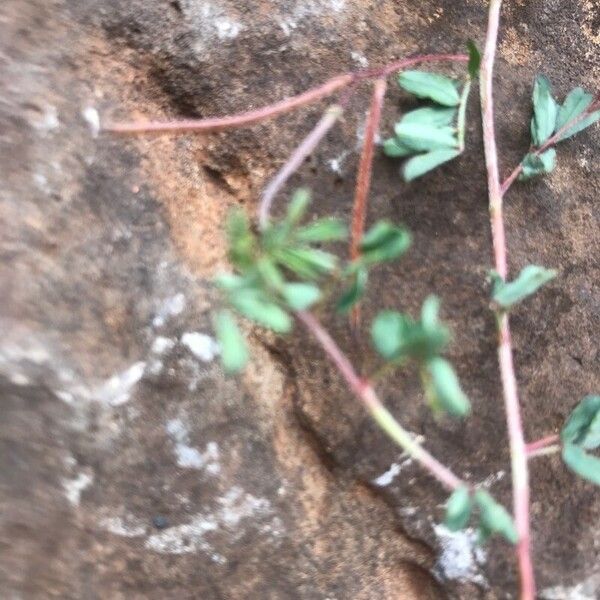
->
105;54;468;136
527;445;560;459
501;96;600;195
480;1;535;599
349;79;387;327
258;105;344;229
105;75;353;135
525;434;560;455
296;310;465;491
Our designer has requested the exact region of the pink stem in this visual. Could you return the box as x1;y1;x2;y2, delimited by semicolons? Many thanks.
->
258;105;344;229
105;54;468;136
296;310;465;491
501;97;600;195
480;1;535;598
525;434;560;455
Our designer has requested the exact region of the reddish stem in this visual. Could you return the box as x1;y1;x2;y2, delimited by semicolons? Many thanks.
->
480;1;535;598
501;97;600;195
296;310;465;491
349;78;387;327
525;434;560;455
105;54;467;136
258;105;344;229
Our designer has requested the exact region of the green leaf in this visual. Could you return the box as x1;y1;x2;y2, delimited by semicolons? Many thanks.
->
227;210;255;270
559;110;600;141
295;218;347;242
562;443;600;487
394;122;458;152
421;295;442;334
491;265;557;308
445;487;473;531
231;290;292;333
401;106;457;127
276;247;337;279
214;310;248;374
398;70;461;107
531;75;558;146
556;87;594;131
336;267;368;313
474;491;518;544
423;357;471;417
467;40;481;79
359;221;412;265
285;188;311;225
371;305;450;362
518;149;557;181
561;395;600;450
403;149;461;182
215;272;250;291
257;258;285;289
382;137;414;158
281;282;321;311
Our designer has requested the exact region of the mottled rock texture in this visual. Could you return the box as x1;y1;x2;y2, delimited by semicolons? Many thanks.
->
0;0;598;598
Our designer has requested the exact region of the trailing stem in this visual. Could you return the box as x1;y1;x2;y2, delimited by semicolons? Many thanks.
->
480;1;535;598
296;310;465;491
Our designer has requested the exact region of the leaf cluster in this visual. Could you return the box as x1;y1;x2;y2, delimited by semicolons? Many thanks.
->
445;487;518;545
520;76;599;180
371;296;470;417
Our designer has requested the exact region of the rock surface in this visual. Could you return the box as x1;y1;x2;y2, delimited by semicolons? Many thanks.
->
0;0;598;598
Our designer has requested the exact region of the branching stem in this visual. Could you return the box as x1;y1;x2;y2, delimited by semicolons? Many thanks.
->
480;1;535;598
296;310;465;491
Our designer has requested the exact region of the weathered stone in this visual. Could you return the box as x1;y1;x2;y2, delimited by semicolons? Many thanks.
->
1;0;598;598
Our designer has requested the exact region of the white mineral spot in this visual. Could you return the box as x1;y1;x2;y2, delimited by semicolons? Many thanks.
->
350;51;368;68
181;332;220;362
98;515;147;538
97;361;146;406
62;470;93;506
145;485;274;555
31;105;59;134
481;469;506;488
82;107;100;137
153;293;186;327
433;524;487;586
152;336;175;354
166;418;221;473
55;390;75;404
540;573;600;600
10;372;30;386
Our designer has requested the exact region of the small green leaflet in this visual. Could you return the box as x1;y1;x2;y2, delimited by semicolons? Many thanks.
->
491;265;557;309
214;310;248;374
282;282;321;310
467;40;481;79
401;106;457;127
285;188;311;225
531;75;558;147
394;122;458;152
518;149;557;181
276;246;337;279
445;487;473;531
398;70;460;107
295;218;347;242
423;357;471;417
562;444;600;487
231;290;292;333
559;110;600;141
383;137;413;158
359;221;411;265
556;87;594;132
474;491;518;544
561;396;600;450
371;311;408;360
336;267;368;313
403;149;461;182
227;210;255;270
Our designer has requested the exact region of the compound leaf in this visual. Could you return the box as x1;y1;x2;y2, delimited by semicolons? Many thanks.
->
394;122;458;152
401;106;457;127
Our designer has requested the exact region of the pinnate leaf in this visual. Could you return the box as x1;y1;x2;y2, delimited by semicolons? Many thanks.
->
491;265;557;308
518;149;557;181
394;122;458;152
398;70;460;106
383;137;413;158
401;106;457;127
556;87;594;131
559;110;600;141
